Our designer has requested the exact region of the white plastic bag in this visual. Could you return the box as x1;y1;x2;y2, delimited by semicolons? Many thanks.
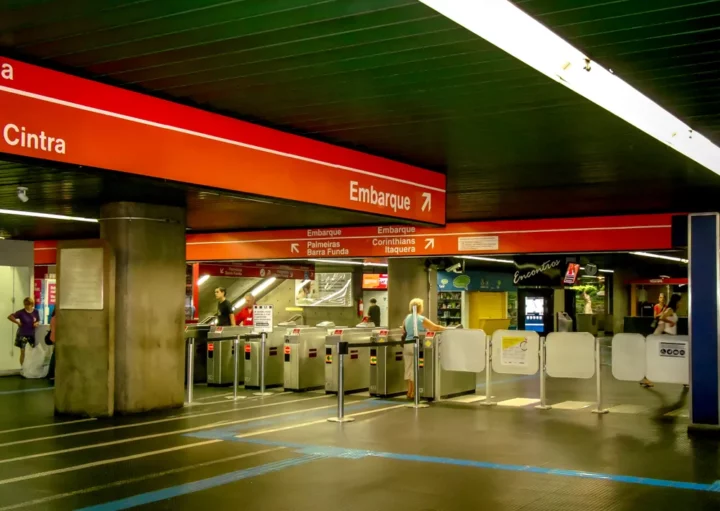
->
21;342;53;379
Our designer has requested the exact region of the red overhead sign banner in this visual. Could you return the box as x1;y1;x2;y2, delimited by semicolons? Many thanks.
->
34;214;676;265
198;262;314;280
186;214;674;261
0;58;445;224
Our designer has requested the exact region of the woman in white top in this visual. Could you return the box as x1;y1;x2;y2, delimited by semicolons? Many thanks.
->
641;294;681;388
402;298;446;400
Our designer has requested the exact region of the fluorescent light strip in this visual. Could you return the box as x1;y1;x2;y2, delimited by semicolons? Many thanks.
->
307;259;387;267
308;259;363;266
419;0;720;174
0;208;98;223
233;277;277;309
197;275;210;286
459;255;514;264
630;252;689;264
598;269;614;274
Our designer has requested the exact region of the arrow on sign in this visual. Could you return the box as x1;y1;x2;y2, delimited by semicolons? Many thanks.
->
425;238;435;249
291;243;300;254
421;192;432;212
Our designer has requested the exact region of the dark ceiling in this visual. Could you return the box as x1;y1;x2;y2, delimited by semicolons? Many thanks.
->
1;0;719;240
0;157;389;240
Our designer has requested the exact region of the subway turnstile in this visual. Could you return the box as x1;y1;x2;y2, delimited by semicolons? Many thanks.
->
325;328;372;394
369;328;406;397
206;326;253;386
284;327;328;391
418;331;476;400
244;330;285;389
184;324;210;383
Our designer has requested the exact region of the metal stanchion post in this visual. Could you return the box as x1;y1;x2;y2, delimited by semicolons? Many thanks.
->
592;337;609;414
480;337;496;406
407;337;429;409
233;337;239;401
328;341;354;423
185;338;194;405
254;332;272;396
535;337;551;410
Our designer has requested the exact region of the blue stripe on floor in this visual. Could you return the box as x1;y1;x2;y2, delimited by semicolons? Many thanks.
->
0;387;52;395
74;454;323;511
235;438;720;493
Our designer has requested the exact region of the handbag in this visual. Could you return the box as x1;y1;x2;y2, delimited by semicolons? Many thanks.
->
650;306;666;330
44;329;53;346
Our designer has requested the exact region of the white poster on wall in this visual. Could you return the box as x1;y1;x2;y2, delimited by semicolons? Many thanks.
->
295;273;352;307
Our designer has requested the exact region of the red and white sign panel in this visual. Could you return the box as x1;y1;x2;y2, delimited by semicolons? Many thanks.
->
34;214;676;265
186;214;675;261
198;262;314;280
0;58;445;224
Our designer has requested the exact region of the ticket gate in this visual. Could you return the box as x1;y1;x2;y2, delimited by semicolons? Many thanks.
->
244;329;285;389
207;326;253;386
418;331;476;400
284;327;329;391
325;328;372;394
185;324;210;383
369;328;406;397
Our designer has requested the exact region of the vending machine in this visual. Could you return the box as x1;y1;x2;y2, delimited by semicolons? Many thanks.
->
518;288;554;335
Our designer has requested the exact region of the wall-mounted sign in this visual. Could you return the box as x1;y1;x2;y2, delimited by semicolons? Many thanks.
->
362;274;388;290
198;262;314;280
59;248;104;310
295;273;353;307
513;257;563;286
437;271;515;292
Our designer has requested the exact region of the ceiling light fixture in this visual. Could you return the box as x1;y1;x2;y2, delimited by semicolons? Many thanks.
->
0;208;98;223
599;269;615;274
197;275;210;286
419;0;720;174
630;252;689;264
459;255;515;264
307;259;364;266
233;277;277;310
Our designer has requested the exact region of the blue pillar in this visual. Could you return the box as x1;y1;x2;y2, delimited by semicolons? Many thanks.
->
689;213;720;432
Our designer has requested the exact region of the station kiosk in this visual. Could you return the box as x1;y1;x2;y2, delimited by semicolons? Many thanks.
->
417;332;476;400
207;325;253;386
284;326;330;392
369;328;406;397
244;328;286;389
324;328;373;394
184;324;210;383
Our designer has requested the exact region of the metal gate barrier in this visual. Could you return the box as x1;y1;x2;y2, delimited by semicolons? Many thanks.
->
328;337;423;423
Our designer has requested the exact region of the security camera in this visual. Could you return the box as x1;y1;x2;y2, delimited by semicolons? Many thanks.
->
17;187;28;203
446;262;462;273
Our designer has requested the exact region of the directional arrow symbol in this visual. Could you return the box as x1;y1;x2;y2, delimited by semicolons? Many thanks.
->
291;243;299;254
425;238;435;250
421;192;432;212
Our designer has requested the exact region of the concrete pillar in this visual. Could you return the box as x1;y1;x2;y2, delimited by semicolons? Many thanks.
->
100;202;186;414
388;258;435;329
55;240;115;417
688;213;720;434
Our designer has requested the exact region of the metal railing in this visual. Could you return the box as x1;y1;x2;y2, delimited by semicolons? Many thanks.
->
327;337;422;423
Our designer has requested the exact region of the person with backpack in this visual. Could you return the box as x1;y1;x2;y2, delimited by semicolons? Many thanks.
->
402;298;446;399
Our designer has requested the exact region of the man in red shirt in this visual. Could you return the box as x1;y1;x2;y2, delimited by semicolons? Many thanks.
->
235;294;255;326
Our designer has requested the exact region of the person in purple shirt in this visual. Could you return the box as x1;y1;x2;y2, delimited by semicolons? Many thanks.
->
7;297;40;366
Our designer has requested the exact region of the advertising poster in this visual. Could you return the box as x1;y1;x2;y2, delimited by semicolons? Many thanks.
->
437;271;515;292
295;273;353;307
501;336;528;366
